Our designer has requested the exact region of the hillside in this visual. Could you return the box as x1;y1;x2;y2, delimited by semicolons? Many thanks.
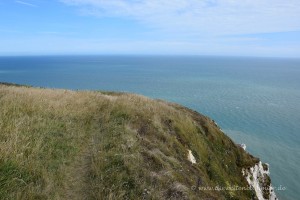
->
0;83;275;200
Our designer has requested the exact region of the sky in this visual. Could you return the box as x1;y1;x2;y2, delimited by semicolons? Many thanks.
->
0;0;300;57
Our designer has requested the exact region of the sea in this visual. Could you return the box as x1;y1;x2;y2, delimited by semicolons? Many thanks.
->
0;55;299;200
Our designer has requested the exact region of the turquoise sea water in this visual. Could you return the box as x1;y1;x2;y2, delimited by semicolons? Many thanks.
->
0;56;299;199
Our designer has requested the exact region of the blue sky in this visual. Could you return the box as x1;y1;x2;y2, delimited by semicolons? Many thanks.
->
0;0;300;57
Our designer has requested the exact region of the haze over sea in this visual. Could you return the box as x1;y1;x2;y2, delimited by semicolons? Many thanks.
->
0;55;299;199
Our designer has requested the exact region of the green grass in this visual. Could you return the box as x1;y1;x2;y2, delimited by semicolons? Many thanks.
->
0;84;262;199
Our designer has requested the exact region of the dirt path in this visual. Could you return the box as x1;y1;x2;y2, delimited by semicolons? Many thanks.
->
63;138;94;200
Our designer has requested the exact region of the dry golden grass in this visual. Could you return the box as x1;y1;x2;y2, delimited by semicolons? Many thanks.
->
0;84;260;199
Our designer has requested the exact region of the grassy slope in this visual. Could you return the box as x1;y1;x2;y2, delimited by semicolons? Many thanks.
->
0;84;260;200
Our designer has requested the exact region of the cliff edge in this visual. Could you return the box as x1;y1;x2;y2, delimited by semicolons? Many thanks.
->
0;84;276;199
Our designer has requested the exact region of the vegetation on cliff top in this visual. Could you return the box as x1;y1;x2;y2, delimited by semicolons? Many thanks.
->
0;84;260;199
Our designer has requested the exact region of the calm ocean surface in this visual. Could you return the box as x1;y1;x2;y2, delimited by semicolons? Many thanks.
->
0;56;299;199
